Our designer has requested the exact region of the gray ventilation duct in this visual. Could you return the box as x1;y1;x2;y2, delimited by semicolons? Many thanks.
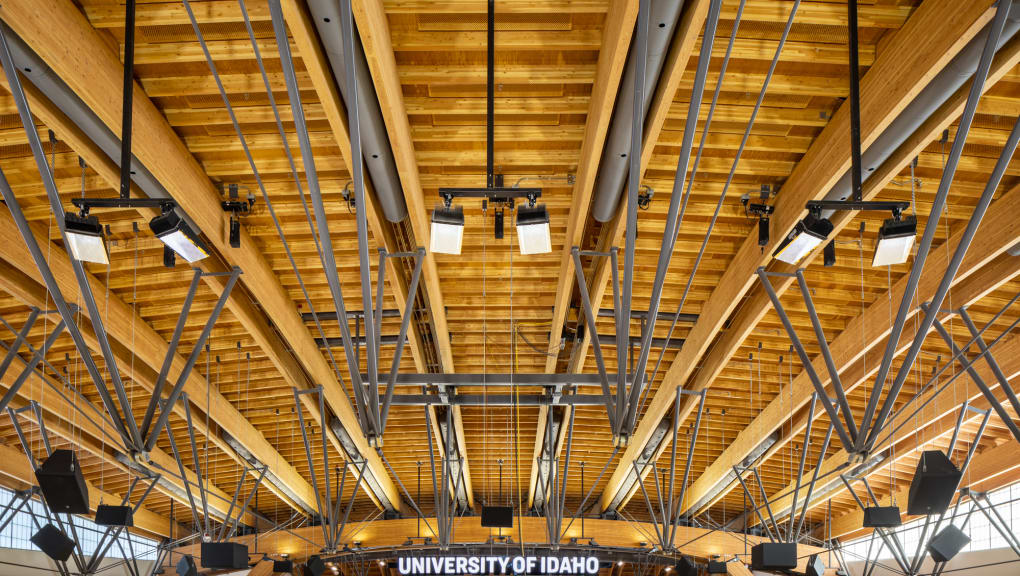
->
221;432;319;517
307;0;408;223
685;432;779;516
4;31;200;232
328;417;398;512
817;1;1020;213
590;0;687;223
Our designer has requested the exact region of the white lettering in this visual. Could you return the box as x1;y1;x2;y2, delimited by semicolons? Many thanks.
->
396;555;601;575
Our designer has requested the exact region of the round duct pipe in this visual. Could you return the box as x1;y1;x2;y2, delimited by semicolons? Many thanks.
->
590;0;688;223
308;0;409;224
816;2;1020;215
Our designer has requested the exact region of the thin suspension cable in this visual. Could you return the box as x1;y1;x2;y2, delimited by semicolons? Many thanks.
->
646;0;801;392
185;0;349;400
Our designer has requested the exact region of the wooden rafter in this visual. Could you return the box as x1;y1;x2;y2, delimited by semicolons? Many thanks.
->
350;0;473;508
529;0;637;509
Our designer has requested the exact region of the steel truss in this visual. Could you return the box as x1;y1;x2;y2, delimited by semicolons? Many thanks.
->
926;303;1020;445
537;406;574;548
733;394;837;544
571;0;724;444
0;20;246;462
0;308;67;414
424;406;468;551
629;388;706;550
267;0;426;448
855;0;1017;456
841;401;990;576
293;387;368;553
163;391;267;541
6;401;160;576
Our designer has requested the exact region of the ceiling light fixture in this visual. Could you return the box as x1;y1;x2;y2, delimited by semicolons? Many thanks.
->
516;203;551;255
430;203;465;255
873;214;917;267
150;209;210;263
429;0;554;256
64;212;109;265
773;213;833;265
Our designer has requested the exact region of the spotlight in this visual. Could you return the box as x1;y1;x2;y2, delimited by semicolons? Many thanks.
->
430;204;465;255
64;212;109;264
149;210;209;263
516;204;551;255
873;215;916;267
774;213;833;264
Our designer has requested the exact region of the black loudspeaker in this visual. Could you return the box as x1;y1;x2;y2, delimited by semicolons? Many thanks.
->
274;559;294;573
201;541;249;570
908;450;961;515
305;555;326;576
676;557;698;576
863;505;902;528
481;505;514;528
750;542;797;570
176;555;198;576
805;554;826;576
706;561;727;574
95;504;133;527
31;524;74;562
35;449;89;514
927;525;970;563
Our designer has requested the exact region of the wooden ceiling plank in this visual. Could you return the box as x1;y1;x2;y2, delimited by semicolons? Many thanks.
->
0;0;401;511
528;0;637;509
597;0;999;513
678;29;1020;518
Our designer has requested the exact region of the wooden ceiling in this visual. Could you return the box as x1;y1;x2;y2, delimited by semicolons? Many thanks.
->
0;0;1017;559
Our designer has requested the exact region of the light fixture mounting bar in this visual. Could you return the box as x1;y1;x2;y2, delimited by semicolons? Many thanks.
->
70;197;177;212
805;199;909;215
439;187;542;201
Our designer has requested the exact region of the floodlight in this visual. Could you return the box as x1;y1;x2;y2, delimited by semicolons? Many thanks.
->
516;204;551;255
64;213;109;264
430;205;465;255
873;215;916;267
774;214;833;264
149;210;209;263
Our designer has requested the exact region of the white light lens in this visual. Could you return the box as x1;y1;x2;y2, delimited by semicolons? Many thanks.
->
873;234;915;267
158;230;209;263
430;220;464;255
66;232;109;265
774;231;823;264
517;221;551;254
